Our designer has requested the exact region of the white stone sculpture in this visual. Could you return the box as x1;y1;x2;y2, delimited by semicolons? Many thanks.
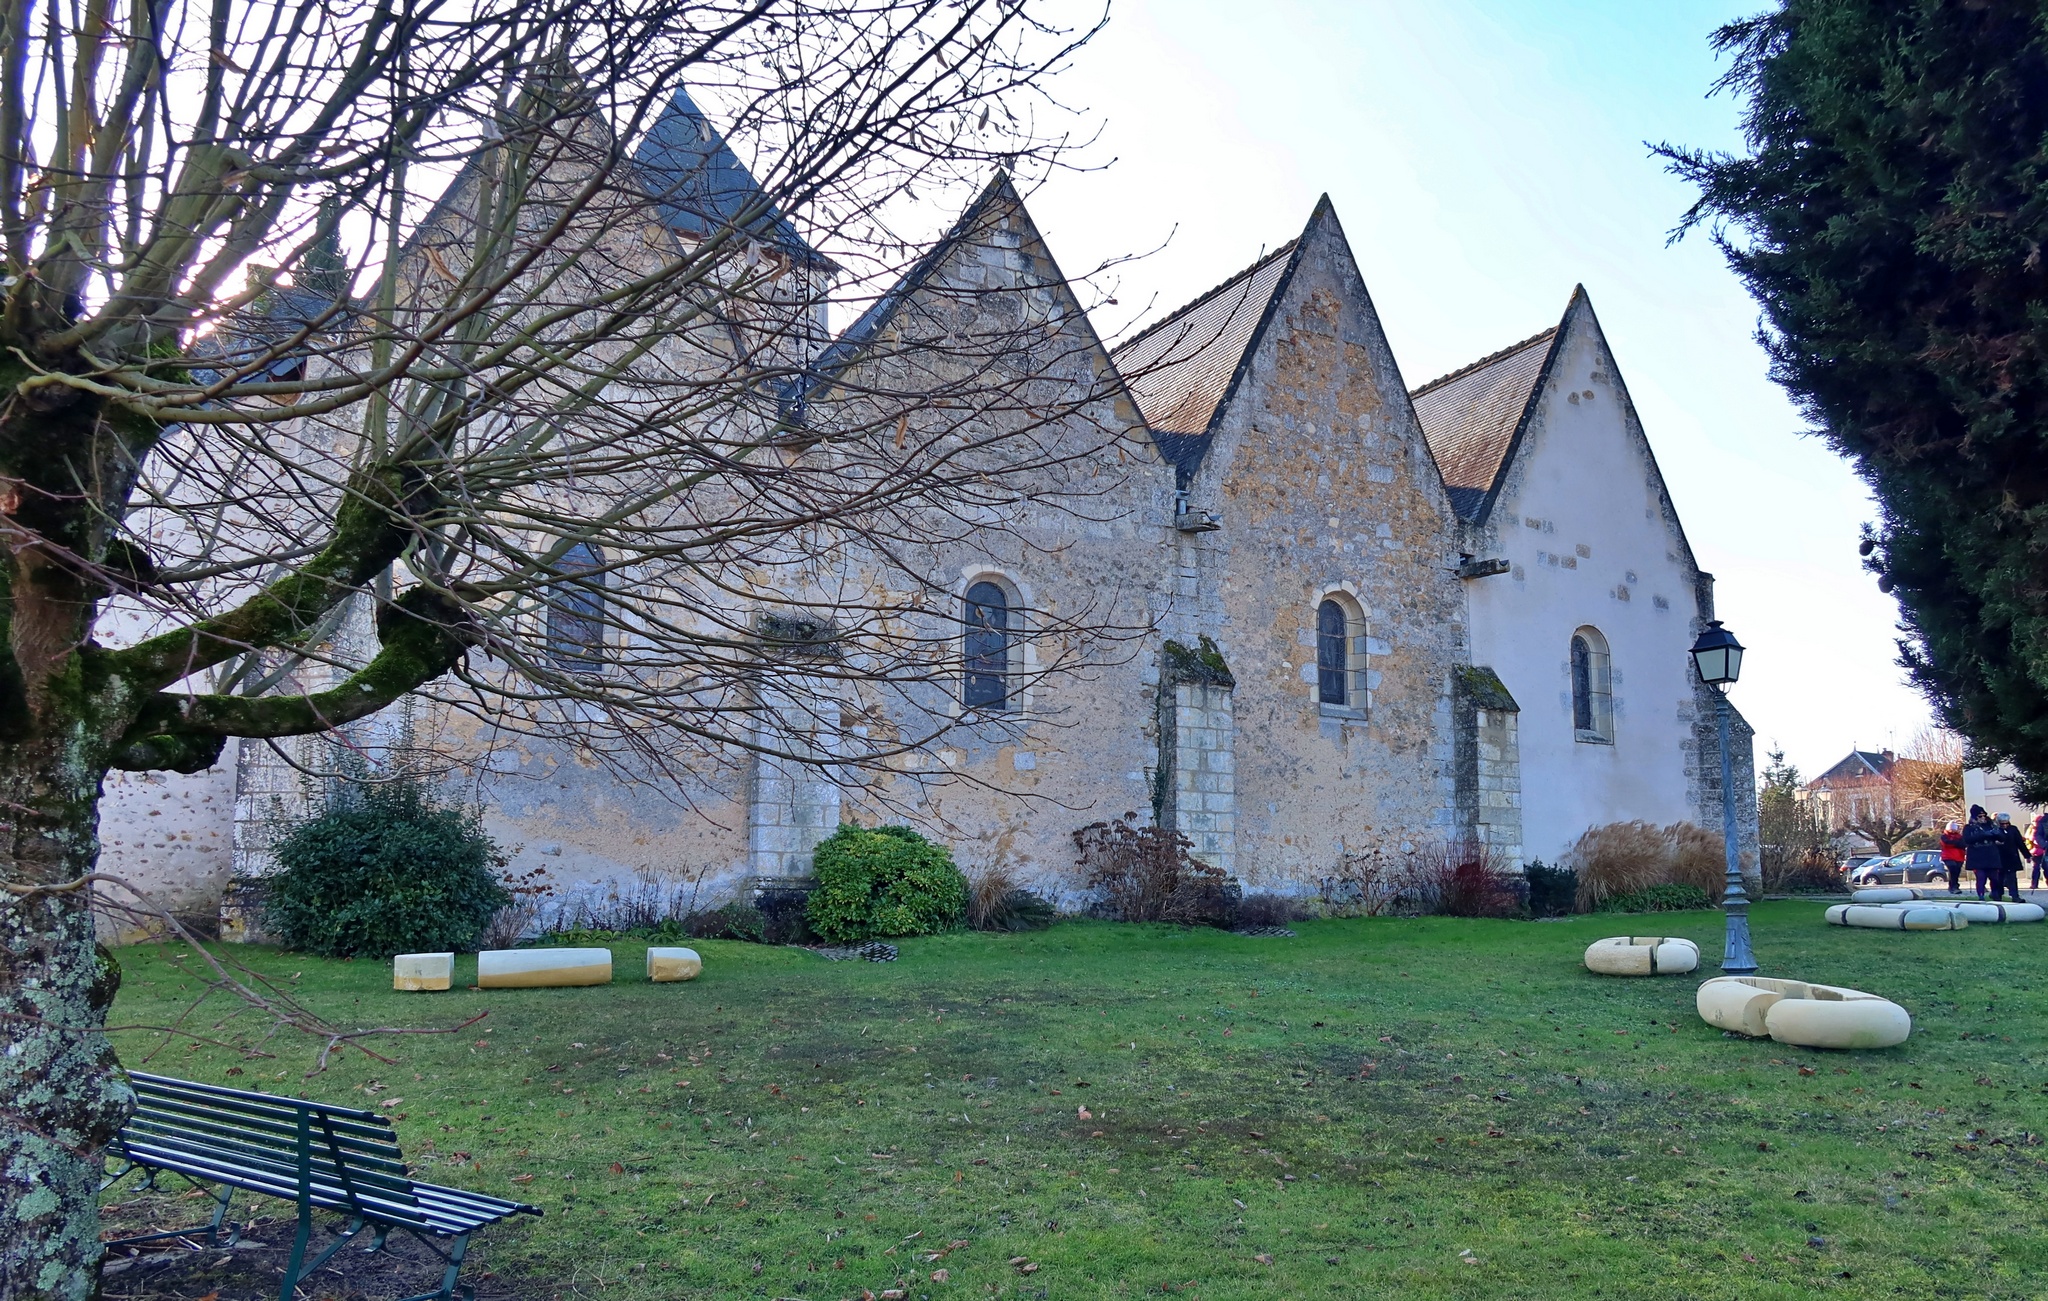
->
1696;975;1910;1049
476;947;613;988
1583;936;1699;976
1881;899;2044;924
392;952;453;991
646;947;703;982
1826;904;1967;930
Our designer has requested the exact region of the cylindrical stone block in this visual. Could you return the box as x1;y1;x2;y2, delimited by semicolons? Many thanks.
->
477;947;613;988
646;947;703;982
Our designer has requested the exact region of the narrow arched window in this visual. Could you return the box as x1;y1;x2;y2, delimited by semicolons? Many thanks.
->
1570;626;1612;742
547;543;606;675
1317;599;1349;706
963;580;1011;709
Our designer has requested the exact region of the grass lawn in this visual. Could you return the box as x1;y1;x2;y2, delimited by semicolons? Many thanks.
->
102;902;2048;1300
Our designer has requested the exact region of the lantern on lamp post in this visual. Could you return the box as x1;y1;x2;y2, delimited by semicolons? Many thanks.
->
1689;619;1756;974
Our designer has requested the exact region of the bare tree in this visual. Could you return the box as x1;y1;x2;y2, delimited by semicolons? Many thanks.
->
1845;813;1921;857
1898;725;1966;824
0;2;1128;1292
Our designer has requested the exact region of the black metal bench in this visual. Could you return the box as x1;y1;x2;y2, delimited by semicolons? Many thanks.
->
103;1071;540;1301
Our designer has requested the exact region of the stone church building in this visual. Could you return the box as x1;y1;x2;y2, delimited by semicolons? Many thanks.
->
94;89;1757;931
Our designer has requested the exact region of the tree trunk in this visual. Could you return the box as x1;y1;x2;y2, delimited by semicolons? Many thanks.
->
0;741;127;1301
0;384;137;1299
0;754;126;1299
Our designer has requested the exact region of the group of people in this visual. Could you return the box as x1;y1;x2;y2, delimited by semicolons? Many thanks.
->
1936;806;2048;900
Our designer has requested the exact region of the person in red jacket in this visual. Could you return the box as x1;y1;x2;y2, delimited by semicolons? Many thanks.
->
1939;820;1966;894
2031;811;2048;891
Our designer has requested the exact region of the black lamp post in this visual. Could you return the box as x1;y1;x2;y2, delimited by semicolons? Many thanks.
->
1689;619;1757;975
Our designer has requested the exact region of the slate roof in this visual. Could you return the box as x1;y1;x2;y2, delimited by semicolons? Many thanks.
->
1112;241;1300;478
632;85;823;264
1408;328;1558;522
1810;750;1895;785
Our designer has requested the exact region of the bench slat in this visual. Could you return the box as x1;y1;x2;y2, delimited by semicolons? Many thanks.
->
131;1078;402;1147
120;1129;418;1203
123;1113;409;1176
412;1182;541;1233
129;1071;385;1123
117;1141;437;1231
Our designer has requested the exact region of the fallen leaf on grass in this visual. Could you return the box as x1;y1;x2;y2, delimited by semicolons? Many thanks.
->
930;1269;949;1283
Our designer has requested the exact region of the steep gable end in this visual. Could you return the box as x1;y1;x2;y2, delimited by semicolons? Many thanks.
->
633;85;824;265
1410;328;1558;523
790;174;1139;426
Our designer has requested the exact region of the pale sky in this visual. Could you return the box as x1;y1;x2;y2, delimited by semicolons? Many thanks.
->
1001;0;1929;779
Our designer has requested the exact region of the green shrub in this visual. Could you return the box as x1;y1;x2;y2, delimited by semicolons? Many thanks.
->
1523;860;1578;917
265;774;508;958
687;901;767;943
806;824;967;943
1596;883;1712;914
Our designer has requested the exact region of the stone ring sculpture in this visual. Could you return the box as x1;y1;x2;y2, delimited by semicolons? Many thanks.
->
1696;975;1911;1049
1584;935;1700;976
1826;904;1967;930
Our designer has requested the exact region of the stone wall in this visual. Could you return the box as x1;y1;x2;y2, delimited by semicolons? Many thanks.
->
1157;679;1237;874
92;747;238;942
1452;666;1523;865
1178;201;1473;887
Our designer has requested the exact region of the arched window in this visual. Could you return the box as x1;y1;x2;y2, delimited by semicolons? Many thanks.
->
1316;593;1366;713
963;580;1011;710
1317;599;1350;706
1570;626;1612;742
547;543;606;675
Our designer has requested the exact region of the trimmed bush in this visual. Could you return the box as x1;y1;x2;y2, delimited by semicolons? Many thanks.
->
266;775;508;959
807;824;968;943
1597;883;1713;914
1523;860;1578;918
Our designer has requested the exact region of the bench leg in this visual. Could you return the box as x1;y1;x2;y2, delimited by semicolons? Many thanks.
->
392;1231;470;1301
278;1194;313;1301
280;1217;365;1294
101;1182;236;1251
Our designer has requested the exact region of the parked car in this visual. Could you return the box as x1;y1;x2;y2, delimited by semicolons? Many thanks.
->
1848;849;1948;886
1840;853;1888;880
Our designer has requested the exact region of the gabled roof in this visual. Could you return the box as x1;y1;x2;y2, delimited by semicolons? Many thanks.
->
775;174;1011;420
1409;326;1560;522
1810;750;1896;785
1112;240;1301;478
632;85;823;265
779;174;1141;435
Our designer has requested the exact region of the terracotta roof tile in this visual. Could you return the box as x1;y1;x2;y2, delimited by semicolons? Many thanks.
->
1409;329;1556;521
1113;244;1298;462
